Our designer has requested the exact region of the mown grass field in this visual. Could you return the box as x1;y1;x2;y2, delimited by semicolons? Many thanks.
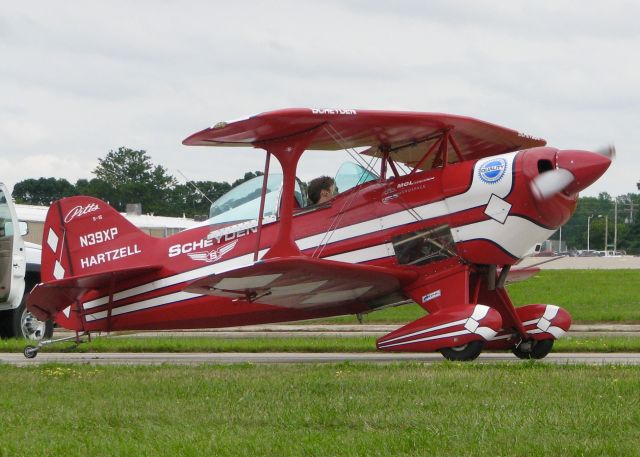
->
2;335;640;354
0;363;638;457
319;269;640;324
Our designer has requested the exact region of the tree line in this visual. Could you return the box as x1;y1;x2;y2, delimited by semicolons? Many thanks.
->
12;147;262;219
12;147;640;254
550;192;640;255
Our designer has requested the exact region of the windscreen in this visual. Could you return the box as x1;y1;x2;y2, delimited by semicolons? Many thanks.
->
334;162;378;194
208;174;283;225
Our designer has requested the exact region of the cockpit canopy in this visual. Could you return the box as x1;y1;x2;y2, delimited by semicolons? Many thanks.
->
206;162;378;226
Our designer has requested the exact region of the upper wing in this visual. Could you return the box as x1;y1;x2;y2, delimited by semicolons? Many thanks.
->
183;108;546;169
183;256;418;310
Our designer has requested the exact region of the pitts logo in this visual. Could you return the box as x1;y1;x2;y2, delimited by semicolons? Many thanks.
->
64;203;100;223
478;158;507;184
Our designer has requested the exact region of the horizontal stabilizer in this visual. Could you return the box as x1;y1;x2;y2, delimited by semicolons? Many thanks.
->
27;265;162;321
184;256;417;310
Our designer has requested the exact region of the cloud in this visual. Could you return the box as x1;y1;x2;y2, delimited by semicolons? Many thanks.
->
0;0;638;197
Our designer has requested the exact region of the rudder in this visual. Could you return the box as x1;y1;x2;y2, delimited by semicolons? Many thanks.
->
41;196;154;282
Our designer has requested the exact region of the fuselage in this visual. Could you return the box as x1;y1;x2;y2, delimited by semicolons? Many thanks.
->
56;147;593;332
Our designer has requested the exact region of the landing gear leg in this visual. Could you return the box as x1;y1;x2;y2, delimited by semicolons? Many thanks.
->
22;331;90;359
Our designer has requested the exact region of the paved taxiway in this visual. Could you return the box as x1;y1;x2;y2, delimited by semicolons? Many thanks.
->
3;352;640;366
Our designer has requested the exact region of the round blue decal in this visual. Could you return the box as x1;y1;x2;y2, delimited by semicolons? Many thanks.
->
478;158;507;184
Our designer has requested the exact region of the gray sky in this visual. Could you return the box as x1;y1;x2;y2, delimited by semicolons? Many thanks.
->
1;0;638;197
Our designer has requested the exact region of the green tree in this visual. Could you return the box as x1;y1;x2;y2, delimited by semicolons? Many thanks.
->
75;178;119;206
93;147;177;215
12;178;76;205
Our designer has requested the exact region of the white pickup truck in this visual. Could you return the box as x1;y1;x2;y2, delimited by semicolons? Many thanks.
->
0;182;52;340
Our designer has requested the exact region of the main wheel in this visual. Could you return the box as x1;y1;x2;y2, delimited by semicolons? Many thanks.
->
11;294;53;341
439;340;484;361
512;339;554;360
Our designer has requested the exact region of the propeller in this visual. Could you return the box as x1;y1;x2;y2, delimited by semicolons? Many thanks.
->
530;144;615;201
530;168;575;200
596;144;616;160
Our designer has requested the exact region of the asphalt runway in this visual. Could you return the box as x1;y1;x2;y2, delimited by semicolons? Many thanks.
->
3;352;640;366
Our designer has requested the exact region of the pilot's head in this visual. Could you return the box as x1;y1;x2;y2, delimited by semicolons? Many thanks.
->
308;176;337;205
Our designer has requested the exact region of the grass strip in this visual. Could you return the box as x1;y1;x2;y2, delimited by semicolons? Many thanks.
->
0;363;639;456
2;335;640;353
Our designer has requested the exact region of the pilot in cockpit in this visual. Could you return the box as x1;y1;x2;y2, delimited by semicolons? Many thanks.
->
307;176;338;205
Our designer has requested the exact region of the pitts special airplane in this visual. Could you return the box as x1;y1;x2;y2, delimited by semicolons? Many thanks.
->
25;109;612;360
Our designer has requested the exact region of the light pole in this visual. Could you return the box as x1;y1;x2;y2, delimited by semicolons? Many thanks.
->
597;214;608;255
587;214;593;251
602;215;609;255
614;198;618;255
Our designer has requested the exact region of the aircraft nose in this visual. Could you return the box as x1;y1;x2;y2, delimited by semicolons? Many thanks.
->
556;149;612;195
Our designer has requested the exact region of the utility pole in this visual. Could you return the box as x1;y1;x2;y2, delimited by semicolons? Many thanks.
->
604;215;608;255
614;198;618;255
559;226;562;253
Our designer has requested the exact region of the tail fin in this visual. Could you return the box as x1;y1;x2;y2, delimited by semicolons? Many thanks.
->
41;196;154;282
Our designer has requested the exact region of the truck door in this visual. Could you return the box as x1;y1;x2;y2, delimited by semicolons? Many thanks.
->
0;183;26;310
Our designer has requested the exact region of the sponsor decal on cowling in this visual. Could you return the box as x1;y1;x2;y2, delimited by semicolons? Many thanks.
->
64;203;100;223
478;158;507;184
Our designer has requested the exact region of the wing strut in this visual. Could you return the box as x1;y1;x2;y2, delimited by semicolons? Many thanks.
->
258;130;319;259
253;151;272;262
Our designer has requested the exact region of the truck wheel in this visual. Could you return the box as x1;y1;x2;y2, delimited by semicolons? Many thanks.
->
10;294;53;341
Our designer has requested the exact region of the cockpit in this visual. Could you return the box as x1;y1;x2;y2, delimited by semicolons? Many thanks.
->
205;162;378;226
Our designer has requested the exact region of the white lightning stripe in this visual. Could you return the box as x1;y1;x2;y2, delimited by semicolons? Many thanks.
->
85;291;198;322
452;216;554;259
82;241;396;313
379;319;467;345
82;251;264;310
323;243;394;263
378;329;470;349
82;244;395;321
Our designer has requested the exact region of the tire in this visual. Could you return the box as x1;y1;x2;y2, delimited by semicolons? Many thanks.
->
512;339;554;360
10;294;54;341
439;340;484;361
23;345;39;359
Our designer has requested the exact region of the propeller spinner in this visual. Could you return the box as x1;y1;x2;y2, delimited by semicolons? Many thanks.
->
530;145;614;200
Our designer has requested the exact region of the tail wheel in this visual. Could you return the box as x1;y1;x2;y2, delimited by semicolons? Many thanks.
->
439;340;484;361
512;339;554;360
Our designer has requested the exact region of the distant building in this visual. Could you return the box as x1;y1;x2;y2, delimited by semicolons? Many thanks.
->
15;204;197;245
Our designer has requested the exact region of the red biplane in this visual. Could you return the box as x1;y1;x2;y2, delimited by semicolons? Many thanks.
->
25;108;612;360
